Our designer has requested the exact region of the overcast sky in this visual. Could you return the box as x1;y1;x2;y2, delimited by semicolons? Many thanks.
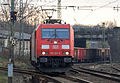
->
1;0;120;26
30;0;120;26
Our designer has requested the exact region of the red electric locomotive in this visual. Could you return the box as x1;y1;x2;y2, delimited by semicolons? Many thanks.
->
30;19;74;73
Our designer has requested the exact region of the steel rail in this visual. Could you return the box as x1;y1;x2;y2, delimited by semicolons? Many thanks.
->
112;66;120;72
0;66;92;83
58;74;93;83
0;66;62;83
72;67;120;82
79;66;120;77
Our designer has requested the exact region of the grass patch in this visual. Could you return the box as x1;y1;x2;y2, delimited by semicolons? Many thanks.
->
0;71;8;83
0;57;8;63
0;54;32;68
0;55;32;83
14;55;32;69
15;62;28;68
0;55;8;67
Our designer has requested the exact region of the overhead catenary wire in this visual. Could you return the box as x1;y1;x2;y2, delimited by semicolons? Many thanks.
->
15;0;120;26
28;0;120;12
93;0;119;11
75;0;119;24
34;0;119;25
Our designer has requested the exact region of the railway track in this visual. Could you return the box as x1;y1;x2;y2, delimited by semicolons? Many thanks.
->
112;66;120;72
0;67;62;83
72;66;120;82
0;66;92;83
54;74;92;83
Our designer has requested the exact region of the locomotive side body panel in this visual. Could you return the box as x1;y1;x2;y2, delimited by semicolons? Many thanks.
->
31;31;37;62
70;26;74;58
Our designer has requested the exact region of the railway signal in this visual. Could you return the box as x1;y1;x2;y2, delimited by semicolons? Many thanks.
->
10;11;17;22
9;0;15;83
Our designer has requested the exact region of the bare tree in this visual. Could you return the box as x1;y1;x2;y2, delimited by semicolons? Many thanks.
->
98;21;117;28
0;0;47;32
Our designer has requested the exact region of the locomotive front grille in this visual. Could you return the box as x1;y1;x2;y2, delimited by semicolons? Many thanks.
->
39;56;72;68
48;58;64;68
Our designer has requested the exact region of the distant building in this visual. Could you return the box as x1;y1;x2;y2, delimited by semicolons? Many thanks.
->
0;30;31;56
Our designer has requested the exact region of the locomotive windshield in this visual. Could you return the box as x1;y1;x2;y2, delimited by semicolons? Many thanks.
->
41;28;69;39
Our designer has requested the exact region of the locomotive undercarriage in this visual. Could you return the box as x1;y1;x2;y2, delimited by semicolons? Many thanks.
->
32;56;72;73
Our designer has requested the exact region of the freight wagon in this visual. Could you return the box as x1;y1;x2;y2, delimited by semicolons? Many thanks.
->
74;47;110;62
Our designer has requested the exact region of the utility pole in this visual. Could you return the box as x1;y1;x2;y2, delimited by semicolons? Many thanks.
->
10;0;15;65
19;0;24;56
8;0;15;83
19;0;22;56
57;0;61;19
102;22;105;63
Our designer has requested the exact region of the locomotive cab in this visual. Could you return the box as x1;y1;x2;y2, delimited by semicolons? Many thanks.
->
30;19;74;73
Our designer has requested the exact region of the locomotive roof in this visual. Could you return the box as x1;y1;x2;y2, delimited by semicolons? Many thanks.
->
33;19;70;32
43;19;67;24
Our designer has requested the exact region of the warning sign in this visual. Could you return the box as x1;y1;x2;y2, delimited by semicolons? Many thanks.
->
8;64;13;77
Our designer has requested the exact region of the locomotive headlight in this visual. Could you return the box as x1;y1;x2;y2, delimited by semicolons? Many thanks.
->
42;52;45;55
66;52;69;55
54;41;57;44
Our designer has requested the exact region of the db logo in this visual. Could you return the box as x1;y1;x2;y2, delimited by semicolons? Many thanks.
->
53;45;59;49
